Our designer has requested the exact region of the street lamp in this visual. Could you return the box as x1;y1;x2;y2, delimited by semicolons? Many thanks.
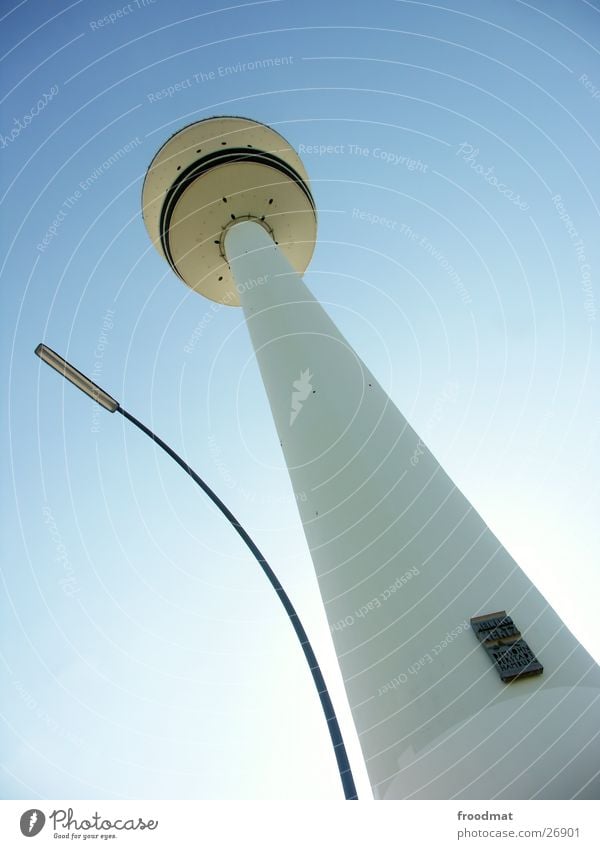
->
35;343;358;800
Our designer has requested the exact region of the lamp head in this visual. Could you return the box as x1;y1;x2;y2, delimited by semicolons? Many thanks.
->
35;344;119;412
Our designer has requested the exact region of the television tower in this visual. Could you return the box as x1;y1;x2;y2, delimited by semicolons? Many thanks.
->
142;116;600;799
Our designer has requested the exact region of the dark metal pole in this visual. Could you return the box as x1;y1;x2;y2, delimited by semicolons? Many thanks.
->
117;406;358;800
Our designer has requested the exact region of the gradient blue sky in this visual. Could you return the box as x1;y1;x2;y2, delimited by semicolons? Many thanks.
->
1;0;599;799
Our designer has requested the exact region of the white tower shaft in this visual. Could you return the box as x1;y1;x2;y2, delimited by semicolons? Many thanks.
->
225;220;600;800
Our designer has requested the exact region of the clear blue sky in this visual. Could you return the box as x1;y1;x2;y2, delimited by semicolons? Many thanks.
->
1;0;599;799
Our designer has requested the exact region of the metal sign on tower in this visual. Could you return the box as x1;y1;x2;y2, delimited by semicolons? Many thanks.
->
142;116;600;800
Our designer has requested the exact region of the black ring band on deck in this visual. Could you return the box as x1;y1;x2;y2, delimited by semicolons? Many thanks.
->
158;148;316;281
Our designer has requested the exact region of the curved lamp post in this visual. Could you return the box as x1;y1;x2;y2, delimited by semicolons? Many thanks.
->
34;343;358;800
